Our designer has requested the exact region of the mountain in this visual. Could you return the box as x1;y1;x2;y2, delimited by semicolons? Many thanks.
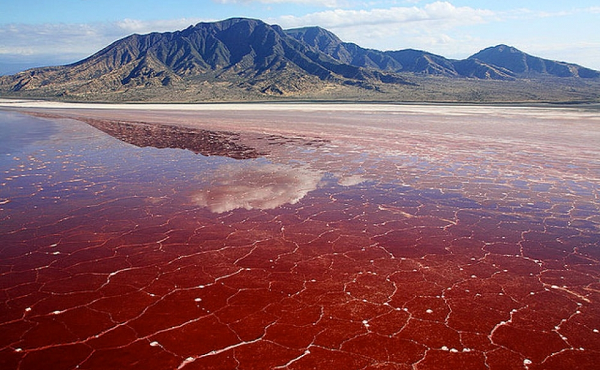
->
1;18;599;102
0;18;408;101
469;44;600;79
286;27;458;76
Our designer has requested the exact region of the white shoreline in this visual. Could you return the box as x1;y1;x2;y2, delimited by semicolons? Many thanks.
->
0;98;595;117
0;98;509;112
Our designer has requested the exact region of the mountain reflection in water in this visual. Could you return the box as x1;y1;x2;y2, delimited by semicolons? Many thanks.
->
83;118;264;159
78;117;340;212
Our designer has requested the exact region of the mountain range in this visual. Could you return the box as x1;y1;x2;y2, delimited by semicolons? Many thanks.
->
1;17;599;102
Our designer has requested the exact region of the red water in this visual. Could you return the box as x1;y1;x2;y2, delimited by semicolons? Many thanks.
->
1;106;599;370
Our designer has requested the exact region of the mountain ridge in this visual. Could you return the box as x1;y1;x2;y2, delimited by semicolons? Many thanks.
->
1;17;598;102
285;26;598;80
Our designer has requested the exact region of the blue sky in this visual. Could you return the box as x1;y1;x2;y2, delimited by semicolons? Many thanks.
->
1;0;599;75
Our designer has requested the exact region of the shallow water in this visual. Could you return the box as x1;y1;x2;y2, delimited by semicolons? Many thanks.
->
0;107;599;370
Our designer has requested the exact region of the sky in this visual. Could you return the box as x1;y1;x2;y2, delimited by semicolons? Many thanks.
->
1;0;599;75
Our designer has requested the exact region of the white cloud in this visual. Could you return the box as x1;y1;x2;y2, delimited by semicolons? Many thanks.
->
0;18;209;72
115;18;209;34
527;41;600;69
337;174;366;187
213;0;348;7
0;18;206;58
192;163;323;213
503;5;600;20
275;1;495;29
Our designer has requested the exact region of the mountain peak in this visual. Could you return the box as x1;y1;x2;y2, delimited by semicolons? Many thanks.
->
285;26;343;54
468;45;526;61
487;44;520;53
189;18;285;37
194;17;265;28
0;17;409;99
469;44;599;78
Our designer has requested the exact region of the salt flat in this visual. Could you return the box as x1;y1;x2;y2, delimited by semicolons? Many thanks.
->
2;99;599;163
2;98;600;117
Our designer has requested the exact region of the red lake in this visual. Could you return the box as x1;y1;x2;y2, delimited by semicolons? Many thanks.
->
0;103;599;369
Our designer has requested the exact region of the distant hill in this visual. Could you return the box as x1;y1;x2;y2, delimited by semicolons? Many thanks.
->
468;45;600;78
285;26;599;80
1;18;598;102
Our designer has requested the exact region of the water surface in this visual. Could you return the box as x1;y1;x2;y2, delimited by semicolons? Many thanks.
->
1;106;599;370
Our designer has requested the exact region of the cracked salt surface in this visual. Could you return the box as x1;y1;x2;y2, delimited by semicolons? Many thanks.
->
1;105;600;369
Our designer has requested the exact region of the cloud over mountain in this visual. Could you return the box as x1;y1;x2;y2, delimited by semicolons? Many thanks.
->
214;0;346;7
277;1;495;29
